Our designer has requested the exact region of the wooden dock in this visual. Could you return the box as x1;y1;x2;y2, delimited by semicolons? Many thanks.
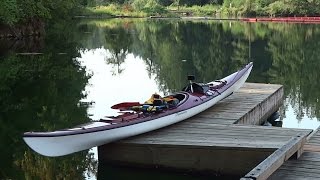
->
98;83;312;177
268;128;320;180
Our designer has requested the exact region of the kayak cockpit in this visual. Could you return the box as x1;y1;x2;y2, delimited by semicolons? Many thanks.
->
137;92;188;111
100;93;189;123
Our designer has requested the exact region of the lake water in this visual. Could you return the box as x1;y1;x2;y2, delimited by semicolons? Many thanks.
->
1;18;320;179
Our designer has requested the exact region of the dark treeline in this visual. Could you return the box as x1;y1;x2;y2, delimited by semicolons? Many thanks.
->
93;0;320;16
1;0;320;28
104;0;223;6
0;0;87;25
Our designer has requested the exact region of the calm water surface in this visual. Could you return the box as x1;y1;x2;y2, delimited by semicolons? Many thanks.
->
1;18;320;179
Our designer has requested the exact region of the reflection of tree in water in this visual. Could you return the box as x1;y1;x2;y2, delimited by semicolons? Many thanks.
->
103;24;133;76
0;35;97;179
86;19;320;122
126;20;239;93
145;57;155;79
105;49;127;75
91;19;261;91
15;149;97;180
267;23;320;121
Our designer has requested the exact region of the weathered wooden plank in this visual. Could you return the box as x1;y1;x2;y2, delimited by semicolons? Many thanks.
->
304;127;320;152
268;151;320;179
269;170;320;179
241;132;309;180
306;126;320;140
119;132;309;145
293;152;320;161
120;137;289;147
304;145;320;152
276;169;320;176
125;129;308;141
276;170;320;177
186;118;236;125
136;124;310;137
280;162;320;169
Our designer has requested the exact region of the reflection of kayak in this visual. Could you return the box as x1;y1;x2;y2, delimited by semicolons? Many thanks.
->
23;62;253;157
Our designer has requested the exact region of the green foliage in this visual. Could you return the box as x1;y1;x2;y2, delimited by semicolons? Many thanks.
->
158;0;173;6
256;0;277;8
0;0;19;25
0;0;86;25
85;4;147;17
2;0;320;25
265;1;290;16
131;0;166;14
131;0;148;11
176;4;220;16
17;0;51;20
263;0;313;16
221;0;320;17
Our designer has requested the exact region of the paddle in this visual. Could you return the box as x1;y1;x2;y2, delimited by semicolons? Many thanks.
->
111;102;142;109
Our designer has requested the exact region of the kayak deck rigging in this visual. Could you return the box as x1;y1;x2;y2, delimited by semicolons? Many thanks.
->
101;80;228;125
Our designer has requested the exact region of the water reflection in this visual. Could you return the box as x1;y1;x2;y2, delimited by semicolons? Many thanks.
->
0;20;98;179
79;48;162;119
79;19;320;129
0;53;97;179
1;18;320;179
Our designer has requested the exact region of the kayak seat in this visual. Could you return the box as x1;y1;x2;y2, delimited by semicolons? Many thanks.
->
166;98;179;108
153;99;163;106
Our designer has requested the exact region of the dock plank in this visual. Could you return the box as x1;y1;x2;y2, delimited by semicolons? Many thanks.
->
304;127;320;152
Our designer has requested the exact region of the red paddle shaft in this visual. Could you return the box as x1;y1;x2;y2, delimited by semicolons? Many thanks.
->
111;102;141;109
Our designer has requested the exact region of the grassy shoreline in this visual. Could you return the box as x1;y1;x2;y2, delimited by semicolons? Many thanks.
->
82;5;225;19
81;3;320;19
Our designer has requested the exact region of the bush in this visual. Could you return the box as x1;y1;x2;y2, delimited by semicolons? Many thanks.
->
131;0;166;14
0;0;19;25
189;5;220;16
266;1;291;16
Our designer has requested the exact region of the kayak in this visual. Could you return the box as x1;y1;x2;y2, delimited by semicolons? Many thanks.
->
23;62;253;157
